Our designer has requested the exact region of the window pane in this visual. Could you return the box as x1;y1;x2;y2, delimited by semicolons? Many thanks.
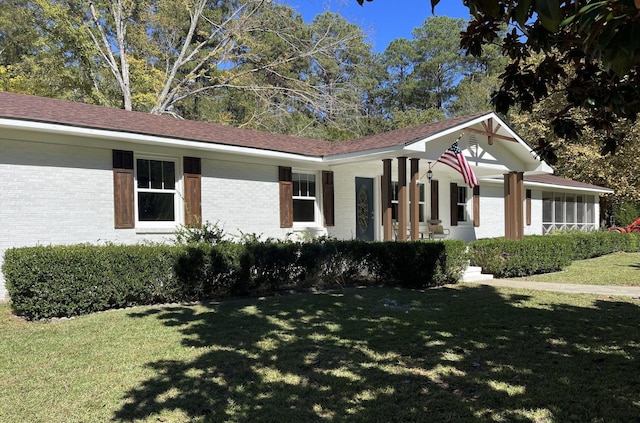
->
457;205;466;222
163;161;175;190
293;199;315;222
137;159;150;189
555;194;564;223
308;175;315;196
292;173;316;197
392;182;398;201
419;184;425;222
138;192;175;221
543;192;553;222
577;196;585;223
566;195;575;223
293;177;300;196
150;160;163;189
587;198;595;224
458;186;466;204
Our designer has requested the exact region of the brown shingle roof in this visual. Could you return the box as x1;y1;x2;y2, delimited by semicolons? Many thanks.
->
525;174;612;192
0;92;493;157
0;91;331;156
327;112;490;155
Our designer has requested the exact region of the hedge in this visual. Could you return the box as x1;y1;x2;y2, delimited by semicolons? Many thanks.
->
468;231;640;278
3;239;468;320
468;236;573;278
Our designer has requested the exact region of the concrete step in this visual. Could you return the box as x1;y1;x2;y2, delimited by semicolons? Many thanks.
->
462;266;494;282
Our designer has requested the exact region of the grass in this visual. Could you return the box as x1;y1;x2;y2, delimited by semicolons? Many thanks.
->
2;284;640;422
510;251;640;286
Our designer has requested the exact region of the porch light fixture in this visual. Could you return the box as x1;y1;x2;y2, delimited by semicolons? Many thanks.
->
427;162;433;182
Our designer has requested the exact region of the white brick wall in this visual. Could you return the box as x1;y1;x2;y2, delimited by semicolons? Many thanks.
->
200;158;289;240
0;138;169;301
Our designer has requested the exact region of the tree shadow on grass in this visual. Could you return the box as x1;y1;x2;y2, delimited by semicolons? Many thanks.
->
114;286;640;422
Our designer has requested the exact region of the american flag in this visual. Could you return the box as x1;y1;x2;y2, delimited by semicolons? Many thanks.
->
437;141;478;188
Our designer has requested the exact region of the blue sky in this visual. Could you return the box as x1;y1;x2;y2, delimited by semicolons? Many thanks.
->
280;0;471;52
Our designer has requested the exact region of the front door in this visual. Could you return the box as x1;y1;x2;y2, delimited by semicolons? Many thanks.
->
355;177;374;241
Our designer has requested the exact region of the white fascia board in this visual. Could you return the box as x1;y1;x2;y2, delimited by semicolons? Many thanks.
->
0;118;323;163
322;146;406;164
482;177;614;194
525;181;614;194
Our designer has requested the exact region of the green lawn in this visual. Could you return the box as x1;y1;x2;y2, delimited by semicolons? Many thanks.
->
2;284;640;422
510;251;640;286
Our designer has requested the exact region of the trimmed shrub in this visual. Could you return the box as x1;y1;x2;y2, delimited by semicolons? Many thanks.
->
3;244;182;319
4;239;469;319
469;236;573;278
558;230;640;260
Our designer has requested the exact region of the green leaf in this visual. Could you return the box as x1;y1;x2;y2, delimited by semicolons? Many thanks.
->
431;0;441;14
515;0;533;26
535;0;563;32
470;0;502;18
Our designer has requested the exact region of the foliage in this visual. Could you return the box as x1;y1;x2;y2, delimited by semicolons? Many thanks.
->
0;1;378;140
373;16;505;128
469;236;573;277
174;220;226;246
2;244;183;320
3;239;468;319
612;199;640;227
506;64;640;211
470;231;640;277
455;0;640;155
359;0;640;154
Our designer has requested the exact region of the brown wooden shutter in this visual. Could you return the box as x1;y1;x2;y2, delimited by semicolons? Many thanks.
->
279;166;293;228
184;157;202;226
450;182;458;226
473;185;480;227
526;189;532;226
430;180;439;220
113;150;134;229
322;170;335;227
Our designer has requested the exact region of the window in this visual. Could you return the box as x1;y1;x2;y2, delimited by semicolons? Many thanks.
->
456;186;467;222
542;191;597;233
391;182;426;222
136;158;178;223
292;172;316;223
418;183;426;222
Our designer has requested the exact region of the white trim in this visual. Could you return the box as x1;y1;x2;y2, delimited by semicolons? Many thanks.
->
134;154;183;231
291;169;321;228
0;118;324;163
482;177;613;194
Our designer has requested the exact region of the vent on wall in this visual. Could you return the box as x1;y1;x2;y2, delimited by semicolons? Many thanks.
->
468;134;478;157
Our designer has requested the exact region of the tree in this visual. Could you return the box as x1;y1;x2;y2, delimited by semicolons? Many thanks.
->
508;62;640;218
358;0;640;155
411;16;468;110
2;0;372;139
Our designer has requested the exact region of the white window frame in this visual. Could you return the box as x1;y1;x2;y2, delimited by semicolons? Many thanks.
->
292;170;319;226
134;155;182;231
542;191;596;234
392;181;426;223
457;185;468;223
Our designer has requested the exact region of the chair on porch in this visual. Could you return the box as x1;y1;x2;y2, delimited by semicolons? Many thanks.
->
393;221;430;240
427;219;450;240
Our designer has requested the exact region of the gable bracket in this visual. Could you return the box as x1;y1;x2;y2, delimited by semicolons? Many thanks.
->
466;118;516;145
